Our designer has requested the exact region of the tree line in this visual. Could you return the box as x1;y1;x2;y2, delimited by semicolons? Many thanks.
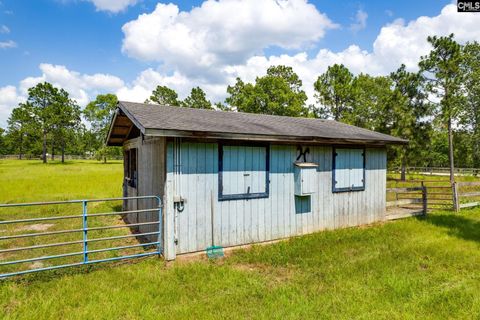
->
0;34;478;182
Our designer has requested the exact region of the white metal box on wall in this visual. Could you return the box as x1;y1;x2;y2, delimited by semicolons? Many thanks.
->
294;162;318;196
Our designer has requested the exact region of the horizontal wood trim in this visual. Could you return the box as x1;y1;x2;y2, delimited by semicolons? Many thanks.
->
123;137;141;150
387;187;423;193
459;192;480;197
460;202;480;209
457;181;480;187
144;128;403;146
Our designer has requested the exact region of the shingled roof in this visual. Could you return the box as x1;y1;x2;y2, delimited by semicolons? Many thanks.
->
106;101;407;146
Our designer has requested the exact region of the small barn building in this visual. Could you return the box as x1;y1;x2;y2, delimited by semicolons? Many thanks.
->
106;101;406;260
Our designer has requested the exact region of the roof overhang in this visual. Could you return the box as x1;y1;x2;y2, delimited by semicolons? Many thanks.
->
105;107;143;146
106;102;408;146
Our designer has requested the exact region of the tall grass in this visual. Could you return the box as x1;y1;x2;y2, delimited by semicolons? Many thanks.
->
0;160;157;276
0;161;479;319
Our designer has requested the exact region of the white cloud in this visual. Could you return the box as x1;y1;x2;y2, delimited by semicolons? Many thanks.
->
3;3;480;127
0;86;21;127
373;4;480;71
0;64;125;127
223;3;480;104
224;46;380;106
116;68;190;102
0;40;16;49
86;0;139;13
118;2;480;109
121;0;337;78
21;63;125;105
0;25;10;34
350;9;368;32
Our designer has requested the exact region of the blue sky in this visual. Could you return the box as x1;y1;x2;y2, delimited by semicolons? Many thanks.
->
0;0;476;127
0;0;451;86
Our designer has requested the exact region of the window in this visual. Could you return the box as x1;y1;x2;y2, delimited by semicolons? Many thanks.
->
219;144;269;201
332;147;365;192
125;148;137;188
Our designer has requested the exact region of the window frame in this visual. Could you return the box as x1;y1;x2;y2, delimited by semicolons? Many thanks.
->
332;146;366;193
218;142;270;201
125;148;138;189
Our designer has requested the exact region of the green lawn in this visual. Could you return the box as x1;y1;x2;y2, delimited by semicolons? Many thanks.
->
1;160;480;319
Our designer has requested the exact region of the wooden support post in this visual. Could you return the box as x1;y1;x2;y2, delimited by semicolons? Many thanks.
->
421;182;427;215
452;182;460;213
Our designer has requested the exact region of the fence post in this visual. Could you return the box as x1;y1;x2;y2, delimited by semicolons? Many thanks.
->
422;182;427;215
157;197;163;257
452;182;460;213
82;200;88;263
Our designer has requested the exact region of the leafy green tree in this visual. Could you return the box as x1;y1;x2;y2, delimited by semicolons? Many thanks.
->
419;34;465;183
27;82;62;163
350;74;393;130
389;65;432;180
314;64;355;121
214;102;231;111
50;90;81;163
83;94;119;163
0;127;6;155
453;129;474;168
226;78;255;111
182;87;212;109
6;103;35;159
147;85;180;106
226;65;308;116
461;41;480;167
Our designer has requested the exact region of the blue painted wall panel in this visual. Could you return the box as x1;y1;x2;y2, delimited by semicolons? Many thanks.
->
165;142;387;255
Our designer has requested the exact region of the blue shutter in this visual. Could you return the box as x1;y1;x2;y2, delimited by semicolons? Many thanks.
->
349;149;364;188
333;148;365;192
334;148;351;189
221;145;267;198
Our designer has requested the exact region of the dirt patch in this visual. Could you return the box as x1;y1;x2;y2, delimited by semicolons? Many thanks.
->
232;263;295;284
3;299;21;314
15;224;54;232
30;261;44;269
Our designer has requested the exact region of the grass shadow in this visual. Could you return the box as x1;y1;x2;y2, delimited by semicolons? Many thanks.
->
1;255;162;285
22;160;122;166
25;161;76;166
118;203;159;245
418;212;480;243
89;161;123;165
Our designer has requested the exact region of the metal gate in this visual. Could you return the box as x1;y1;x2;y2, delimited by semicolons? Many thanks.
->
0;196;162;279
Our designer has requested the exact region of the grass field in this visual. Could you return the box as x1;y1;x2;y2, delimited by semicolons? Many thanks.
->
1;160;480;319
0;160;156;277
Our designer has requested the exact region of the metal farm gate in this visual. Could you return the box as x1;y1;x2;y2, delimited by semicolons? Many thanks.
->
0;196;162;279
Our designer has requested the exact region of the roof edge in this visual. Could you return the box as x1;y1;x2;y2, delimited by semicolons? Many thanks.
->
143;128;408;145
114;100;408;145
